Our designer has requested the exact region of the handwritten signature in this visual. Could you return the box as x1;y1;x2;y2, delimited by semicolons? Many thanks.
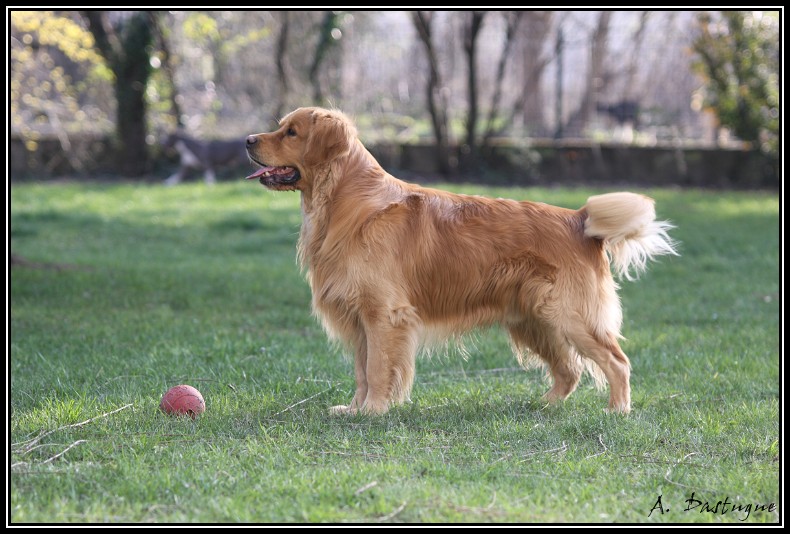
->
649;493;777;521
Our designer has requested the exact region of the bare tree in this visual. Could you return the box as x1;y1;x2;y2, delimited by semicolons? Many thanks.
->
566;11;612;135
482;12;524;144
623;11;650;100
83;10;155;176
461;11;486;167
150;12;183;129
308;11;341;105
411;11;451;175
274;11;290;120
519;11;554;136
483;11;554;141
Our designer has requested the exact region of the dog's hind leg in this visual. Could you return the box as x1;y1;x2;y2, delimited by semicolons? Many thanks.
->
508;321;583;404
563;320;631;413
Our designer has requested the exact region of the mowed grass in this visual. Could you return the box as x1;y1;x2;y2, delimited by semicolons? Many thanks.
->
10;180;780;524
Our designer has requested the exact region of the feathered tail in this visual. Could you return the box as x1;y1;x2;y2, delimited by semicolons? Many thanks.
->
583;192;679;280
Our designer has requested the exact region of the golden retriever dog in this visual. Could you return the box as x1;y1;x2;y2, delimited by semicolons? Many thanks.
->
245;107;678;415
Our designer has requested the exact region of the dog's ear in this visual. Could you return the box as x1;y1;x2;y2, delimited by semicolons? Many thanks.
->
303;110;356;167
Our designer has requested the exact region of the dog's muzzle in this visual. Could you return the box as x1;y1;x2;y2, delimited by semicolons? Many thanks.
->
245;136;300;187
245;163;301;186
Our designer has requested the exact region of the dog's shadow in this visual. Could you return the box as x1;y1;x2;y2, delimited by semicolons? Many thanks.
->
321;394;561;429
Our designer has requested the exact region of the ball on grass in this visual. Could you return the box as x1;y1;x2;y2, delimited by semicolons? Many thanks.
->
159;384;205;419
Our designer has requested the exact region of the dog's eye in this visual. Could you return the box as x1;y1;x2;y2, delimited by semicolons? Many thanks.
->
286;128;297;137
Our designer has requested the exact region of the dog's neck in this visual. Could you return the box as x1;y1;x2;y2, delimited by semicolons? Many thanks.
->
297;161;345;272
297;140;383;272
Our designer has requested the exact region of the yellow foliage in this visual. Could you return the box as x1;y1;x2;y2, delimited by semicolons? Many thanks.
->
11;11;105;66
11;11;113;136
183;12;221;42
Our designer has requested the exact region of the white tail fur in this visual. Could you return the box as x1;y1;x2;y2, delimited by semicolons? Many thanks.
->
583;192;678;280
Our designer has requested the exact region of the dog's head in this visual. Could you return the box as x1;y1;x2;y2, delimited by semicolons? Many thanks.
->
245;107;357;192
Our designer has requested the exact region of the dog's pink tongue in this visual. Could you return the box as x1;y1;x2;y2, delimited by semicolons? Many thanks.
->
246;166;277;180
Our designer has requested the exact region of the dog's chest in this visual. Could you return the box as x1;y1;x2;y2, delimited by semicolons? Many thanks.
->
300;219;357;301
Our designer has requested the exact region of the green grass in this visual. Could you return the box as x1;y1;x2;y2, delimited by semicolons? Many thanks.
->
10;181;780;523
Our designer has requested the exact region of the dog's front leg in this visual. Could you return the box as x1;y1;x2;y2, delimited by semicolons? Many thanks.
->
329;306;418;415
359;306;419;415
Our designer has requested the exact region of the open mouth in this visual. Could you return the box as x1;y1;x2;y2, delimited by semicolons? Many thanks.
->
245;158;301;188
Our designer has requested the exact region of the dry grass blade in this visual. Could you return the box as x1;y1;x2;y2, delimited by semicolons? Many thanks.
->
13;403;133;453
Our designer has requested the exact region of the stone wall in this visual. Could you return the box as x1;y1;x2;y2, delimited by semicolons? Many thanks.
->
10;134;778;189
373;141;778;189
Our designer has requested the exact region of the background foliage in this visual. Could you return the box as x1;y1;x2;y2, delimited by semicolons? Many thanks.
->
691;11;780;156
9;10;780;177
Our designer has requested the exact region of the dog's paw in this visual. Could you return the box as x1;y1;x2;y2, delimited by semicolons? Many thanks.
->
541;390;567;404
359;398;390;415
329;399;391;415
328;404;358;416
605;402;631;414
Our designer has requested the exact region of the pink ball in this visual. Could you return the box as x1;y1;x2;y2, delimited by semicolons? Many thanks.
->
159;384;205;419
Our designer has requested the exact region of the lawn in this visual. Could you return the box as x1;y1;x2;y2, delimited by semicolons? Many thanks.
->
9;180;780;523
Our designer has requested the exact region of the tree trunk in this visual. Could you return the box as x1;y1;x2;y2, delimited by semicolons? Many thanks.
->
308;11;339;106
462;11;485;169
151;12;183;129
482;12;523;145
412;11;451;176
623;11;650;100
83;11;153;176
566;11;612;136
520;12;554;136
274;11;290;121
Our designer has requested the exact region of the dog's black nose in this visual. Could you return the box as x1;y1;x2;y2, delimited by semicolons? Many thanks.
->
246;135;258;147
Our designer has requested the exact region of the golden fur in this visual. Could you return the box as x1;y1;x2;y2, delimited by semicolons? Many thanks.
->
246;107;678;415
